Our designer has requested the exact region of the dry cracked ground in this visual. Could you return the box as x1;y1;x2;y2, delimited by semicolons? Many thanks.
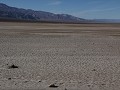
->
0;22;120;90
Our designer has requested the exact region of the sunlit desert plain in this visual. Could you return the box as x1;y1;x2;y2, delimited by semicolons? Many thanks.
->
0;22;120;90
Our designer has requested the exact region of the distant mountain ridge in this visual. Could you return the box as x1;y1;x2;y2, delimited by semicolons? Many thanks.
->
0;3;86;23
94;19;120;23
0;3;120;23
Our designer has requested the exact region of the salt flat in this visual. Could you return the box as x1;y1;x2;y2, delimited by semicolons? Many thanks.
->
0;22;120;90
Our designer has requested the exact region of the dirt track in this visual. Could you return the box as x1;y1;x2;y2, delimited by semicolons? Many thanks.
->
0;22;120;90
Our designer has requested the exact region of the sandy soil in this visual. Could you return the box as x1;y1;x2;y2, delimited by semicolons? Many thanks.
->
0;22;120;90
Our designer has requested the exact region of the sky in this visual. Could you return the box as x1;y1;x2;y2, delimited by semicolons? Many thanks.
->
0;0;120;19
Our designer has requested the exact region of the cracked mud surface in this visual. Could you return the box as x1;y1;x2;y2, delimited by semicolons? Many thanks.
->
0;22;120;90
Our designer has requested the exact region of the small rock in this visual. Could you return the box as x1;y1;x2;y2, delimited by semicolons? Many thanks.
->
24;81;28;83
88;84;91;87
8;64;19;69
92;69;96;71
101;83;106;86
38;81;41;82
65;88;67;90
8;78;12;80
49;84;58;88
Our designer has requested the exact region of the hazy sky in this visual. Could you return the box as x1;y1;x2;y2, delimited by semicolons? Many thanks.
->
0;0;120;19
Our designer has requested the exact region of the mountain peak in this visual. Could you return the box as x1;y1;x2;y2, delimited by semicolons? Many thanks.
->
0;3;8;7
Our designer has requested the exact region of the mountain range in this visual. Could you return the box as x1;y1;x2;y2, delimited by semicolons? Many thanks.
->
0;3;120;23
93;19;120;23
0;3;87;23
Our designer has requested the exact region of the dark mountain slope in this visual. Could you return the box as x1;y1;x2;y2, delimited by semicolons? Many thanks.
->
0;3;86;23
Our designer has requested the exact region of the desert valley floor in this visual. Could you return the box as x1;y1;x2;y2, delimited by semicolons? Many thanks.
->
0;22;120;90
